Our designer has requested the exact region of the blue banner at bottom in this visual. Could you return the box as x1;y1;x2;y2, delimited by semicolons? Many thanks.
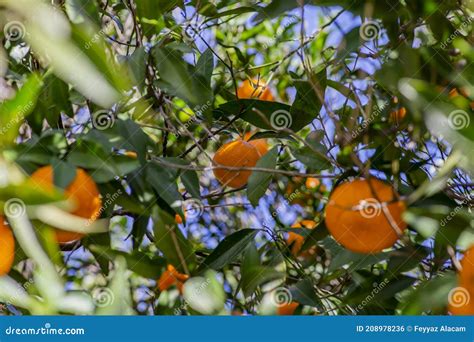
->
0;316;472;342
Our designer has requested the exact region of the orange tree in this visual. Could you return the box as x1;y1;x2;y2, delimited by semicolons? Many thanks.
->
0;0;472;315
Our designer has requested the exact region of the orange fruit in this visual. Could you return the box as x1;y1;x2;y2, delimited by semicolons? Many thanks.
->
244;132;268;156
277;302;299;315
237;79;274;101
0;218;14;276
30;166;102;244
287;220;317;256
325;178;406;254
157;264;189;293
124;151;137;158
389;107;406;124
213;140;262;188
175;214;183;224
449;246;474;315
305;177;320;189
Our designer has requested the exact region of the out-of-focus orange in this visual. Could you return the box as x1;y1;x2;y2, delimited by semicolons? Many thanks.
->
389;107;407;124
157;264;189;293
449;246;474;315
30;166;102;244
0;218;14;276
287;220;317;256
305;177;320;189
277;302;299;315
237;79;274;101
243;132;268;156
325;178;406;254
213;140;263;188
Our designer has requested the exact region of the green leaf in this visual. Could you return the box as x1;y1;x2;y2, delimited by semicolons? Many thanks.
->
51;159;77;189
247;146;278;206
153;46;212;108
89;245;167;279
146;160;183;214
289;279;322;308
196;48;214;85
0;73;42;147
199;229;258;271
216;100;313;132
400;273;457;315
253;0;300;23
291;146;330;170
152;208;196;273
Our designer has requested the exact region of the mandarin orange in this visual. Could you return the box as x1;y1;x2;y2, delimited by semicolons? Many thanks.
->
0;218;14;275
213;140;262;188
325;178;406;254
244;132;268;156
30;166;102;244
449;246;474;315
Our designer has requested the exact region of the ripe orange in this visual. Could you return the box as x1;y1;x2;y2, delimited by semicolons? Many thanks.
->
389;107;406;124
0;218;14;276
244;132;268;156
287;220;317;256
325;178;406;254
213;140;262;188
277;302;299;315
449;246;474;315
305;177;320;189
30;166;102;244
157;264;189;293
175;214;183;225
237;79;274;101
